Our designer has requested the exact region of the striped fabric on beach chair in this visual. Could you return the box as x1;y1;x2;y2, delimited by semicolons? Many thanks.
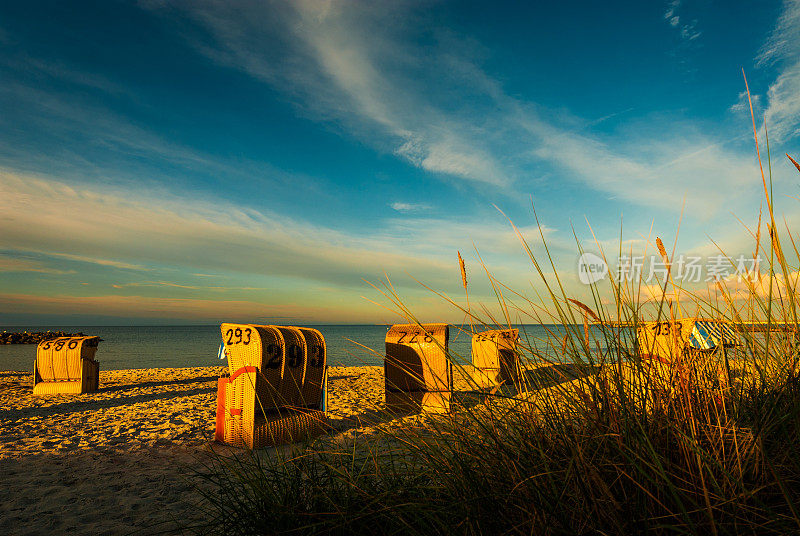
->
385;323;451;414
33;336;101;395
471;329;520;388
214;324;328;449
637;318;740;363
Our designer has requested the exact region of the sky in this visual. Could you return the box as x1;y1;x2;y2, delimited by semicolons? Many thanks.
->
1;0;799;325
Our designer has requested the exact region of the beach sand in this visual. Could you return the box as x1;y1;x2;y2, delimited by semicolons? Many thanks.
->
0;362;606;535
0;365;394;535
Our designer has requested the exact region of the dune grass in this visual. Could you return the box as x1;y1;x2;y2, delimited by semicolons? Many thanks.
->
188;96;800;535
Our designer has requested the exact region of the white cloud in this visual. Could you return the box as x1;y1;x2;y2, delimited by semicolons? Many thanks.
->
663;0;700;41
664;0;681;19
730;91;763;114
390;202;432;213
158;1;509;187
757;0;800;143
0;169;557;295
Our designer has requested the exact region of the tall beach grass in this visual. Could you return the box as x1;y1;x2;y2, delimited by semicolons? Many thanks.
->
188;96;800;535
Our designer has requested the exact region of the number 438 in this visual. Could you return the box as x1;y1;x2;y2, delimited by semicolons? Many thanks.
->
651;322;682;336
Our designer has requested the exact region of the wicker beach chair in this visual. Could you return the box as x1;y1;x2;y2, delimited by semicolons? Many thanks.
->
215;324;328;449
637;318;737;387
471;329;520;388
637;318;739;363
33;336;101;395
385;323;451;413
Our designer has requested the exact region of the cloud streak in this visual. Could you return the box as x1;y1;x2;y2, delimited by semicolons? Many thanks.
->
155;1;766;215
0;168;556;297
758;0;800;143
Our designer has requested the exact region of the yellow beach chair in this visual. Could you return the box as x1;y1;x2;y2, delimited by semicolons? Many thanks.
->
214;324;328;449
33;336;101;395
471;329;520;388
637;318;739;363
385;323;451;413
636;318;739;390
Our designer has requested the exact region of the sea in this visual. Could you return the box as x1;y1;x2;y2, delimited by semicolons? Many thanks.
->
0;324;592;372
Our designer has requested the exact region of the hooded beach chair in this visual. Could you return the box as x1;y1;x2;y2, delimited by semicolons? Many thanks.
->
385;323;451;413
471;329;520;388
636;318;739;390
637;318;739;363
33;336;101;395
214;324;328;449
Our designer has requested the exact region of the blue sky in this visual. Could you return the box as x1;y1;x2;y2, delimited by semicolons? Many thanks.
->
0;0;798;325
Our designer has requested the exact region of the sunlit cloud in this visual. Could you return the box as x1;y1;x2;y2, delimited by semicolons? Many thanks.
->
0;255;75;275
757;0;800;143
0;292;372;323
154;1;766;216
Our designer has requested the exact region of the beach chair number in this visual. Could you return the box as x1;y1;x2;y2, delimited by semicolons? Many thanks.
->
651;322;682;336
265;343;282;369
287;344;303;368
396;331;433;344
68;340;78;349
310;345;324;367
476;332;515;342
225;327;252;345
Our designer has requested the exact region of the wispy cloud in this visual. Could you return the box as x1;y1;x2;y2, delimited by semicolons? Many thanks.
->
390;202;432;213
112;280;263;291
0;292;366;323
153;1;763;215
663;0;701;41
0;169;522;293
0;255;75;275
47;253;150;271
757;0;800;143
149;1;510;187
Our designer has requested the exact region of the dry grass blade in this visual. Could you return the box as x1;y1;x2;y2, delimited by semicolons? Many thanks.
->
568;298;600;323
458;251;467;290
656;236;669;264
787;153;800;174
189;77;800;536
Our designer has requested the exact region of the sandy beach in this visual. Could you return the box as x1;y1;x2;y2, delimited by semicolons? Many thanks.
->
0;365;393;535
0;362;656;534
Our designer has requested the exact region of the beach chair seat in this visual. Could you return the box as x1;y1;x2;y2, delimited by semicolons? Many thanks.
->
33;336;101;395
471;329;520;388
214;324;328;448
214;367;326;449
385;323;451;413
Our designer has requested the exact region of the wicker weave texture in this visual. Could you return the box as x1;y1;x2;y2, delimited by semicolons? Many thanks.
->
33;337;100;394
221;324;285;409
385;323;451;413
219;368;326;448
295;327;326;408
33;380;84;395
36;337;100;382
272;326;306;408
251;408;326;449
215;323;329;448
471;329;519;385
637;319;697;363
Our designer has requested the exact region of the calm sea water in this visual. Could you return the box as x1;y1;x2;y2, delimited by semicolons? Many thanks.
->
0;324;588;372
